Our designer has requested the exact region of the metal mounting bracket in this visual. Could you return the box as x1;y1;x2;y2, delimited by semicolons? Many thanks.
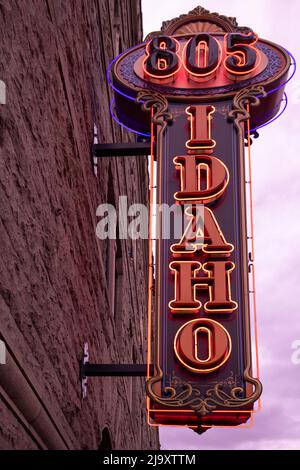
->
80;343;153;398
93;142;151;158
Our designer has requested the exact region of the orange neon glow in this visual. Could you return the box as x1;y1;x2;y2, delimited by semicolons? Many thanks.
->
145;49;262;426
246;103;261;411
146;107;155;424
149;408;254;415
174;318;232;374
185;105;216;150
140;33;263;91
200;261;238;313
168;261;202;313
224;32;262;76
143;36;182;80
157;58;168;70
170;206;234;257
147;412;254;429
194;327;212;363
173;155;229;203
182;36;223;78
168;260;238;314
197;41;208;68
147;108;261;424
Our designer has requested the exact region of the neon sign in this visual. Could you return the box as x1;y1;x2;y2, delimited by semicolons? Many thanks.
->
143;32;261;81
110;7;293;431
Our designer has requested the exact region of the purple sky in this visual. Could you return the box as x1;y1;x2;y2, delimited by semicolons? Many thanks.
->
142;0;300;450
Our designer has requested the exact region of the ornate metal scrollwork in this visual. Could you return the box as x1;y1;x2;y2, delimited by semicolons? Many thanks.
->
228;85;267;131
136;91;173;131
146;365;262;416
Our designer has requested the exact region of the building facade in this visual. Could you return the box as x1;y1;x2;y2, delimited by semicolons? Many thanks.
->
0;0;159;450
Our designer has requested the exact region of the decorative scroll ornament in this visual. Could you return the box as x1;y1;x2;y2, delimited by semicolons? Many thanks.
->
146;365;262;416
145;5;252;41
229;85;267;131
136;91;173;131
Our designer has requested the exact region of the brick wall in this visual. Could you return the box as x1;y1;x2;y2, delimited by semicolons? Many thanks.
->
0;0;159;450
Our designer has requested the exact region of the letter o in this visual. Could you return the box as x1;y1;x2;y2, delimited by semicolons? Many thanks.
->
174;318;231;373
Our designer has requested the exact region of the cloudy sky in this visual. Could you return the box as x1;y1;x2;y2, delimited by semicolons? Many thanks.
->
141;0;300;450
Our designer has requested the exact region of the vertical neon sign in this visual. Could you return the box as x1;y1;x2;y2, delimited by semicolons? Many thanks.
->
110;8;292;431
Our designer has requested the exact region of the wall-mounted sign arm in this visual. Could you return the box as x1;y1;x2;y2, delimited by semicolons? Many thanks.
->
80;343;153;398
92;142;151;158
81;363;151;377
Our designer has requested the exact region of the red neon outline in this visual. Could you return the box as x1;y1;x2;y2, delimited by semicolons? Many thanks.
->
182;35;223;78
174;318;232;374
224;32;261;76
170;206;234;256
173;155;230;203
143;36;182;80
185;105;216;150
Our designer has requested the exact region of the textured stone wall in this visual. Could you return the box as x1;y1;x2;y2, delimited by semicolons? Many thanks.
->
0;0;159;450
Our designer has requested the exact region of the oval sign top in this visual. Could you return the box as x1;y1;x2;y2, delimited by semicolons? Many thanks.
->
112;33;290;101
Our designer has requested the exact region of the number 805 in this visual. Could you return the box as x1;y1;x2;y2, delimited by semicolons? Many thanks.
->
143;32;260;80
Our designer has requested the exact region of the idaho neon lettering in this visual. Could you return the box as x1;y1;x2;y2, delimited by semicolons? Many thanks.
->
171;105;237;373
